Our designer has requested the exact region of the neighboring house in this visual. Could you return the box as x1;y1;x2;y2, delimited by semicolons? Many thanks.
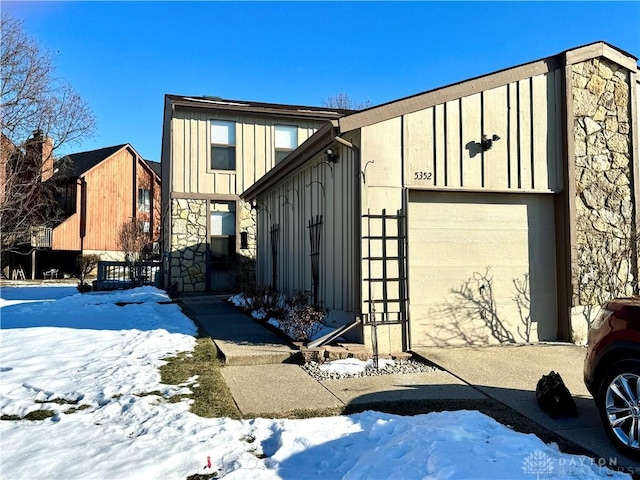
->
20;144;161;278
241;42;640;352
1;131;56;279
160;94;351;292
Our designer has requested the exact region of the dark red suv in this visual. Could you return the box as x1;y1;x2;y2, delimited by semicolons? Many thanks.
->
584;296;640;459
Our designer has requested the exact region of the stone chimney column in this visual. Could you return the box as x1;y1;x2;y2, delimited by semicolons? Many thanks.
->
25;130;55;181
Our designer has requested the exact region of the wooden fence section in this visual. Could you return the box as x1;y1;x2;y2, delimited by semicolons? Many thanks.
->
95;261;161;291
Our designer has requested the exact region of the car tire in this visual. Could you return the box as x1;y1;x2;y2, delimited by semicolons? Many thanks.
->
597;360;640;460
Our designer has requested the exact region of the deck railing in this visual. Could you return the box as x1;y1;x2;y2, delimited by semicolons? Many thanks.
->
95;261;161;291
30;227;52;248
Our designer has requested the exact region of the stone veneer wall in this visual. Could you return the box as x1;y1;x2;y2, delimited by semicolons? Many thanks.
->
571;57;636;340
238;200;257;260
170;199;207;292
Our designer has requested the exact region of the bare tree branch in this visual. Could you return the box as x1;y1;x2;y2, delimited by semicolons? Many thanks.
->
323;92;370;111
0;14;96;254
118;219;151;286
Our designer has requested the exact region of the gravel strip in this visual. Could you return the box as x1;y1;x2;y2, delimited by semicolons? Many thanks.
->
301;359;440;381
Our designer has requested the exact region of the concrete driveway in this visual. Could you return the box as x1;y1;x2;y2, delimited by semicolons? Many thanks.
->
413;343;640;473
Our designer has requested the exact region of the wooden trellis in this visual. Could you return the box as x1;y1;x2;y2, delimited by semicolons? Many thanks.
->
362;208;408;364
270;224;280;288
307;215;323;306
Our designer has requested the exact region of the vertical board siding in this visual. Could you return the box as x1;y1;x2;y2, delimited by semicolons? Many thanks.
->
483;85;509;188
532;74;549;190
255;142;357;318
508;83;519;188
76;149;134;251
401;69;561;192
434;104;446;186
445;100;461;187
461;93;483;188
170;109;326;195
518;78;533;189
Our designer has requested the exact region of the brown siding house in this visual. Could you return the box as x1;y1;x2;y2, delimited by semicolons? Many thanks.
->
11;144;161;279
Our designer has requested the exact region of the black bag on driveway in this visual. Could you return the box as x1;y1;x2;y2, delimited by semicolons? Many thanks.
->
536;371;578;418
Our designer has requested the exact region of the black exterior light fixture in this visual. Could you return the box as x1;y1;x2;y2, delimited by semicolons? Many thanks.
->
481;134;501;151
325;147;339;163
240;231;249;249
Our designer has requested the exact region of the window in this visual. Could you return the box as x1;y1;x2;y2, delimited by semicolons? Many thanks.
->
141;221;150;233
138;188;150;212
275;125;298;164
211;120;236;170
210;211;235;236
210;201;236;273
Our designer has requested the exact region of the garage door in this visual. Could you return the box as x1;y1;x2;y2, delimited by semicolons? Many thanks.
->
408;191;557;347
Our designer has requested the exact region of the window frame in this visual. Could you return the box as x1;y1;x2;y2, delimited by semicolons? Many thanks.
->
274;124;298;164
210;120;237;171
209;200;237;272
138;188;151;213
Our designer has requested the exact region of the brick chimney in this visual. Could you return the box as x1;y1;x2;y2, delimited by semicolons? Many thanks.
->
25;130;55;181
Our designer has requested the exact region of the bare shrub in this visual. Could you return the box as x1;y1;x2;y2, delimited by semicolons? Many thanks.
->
250;285;286;319
118;218;150;286
278;291;327;342
77;253;99;293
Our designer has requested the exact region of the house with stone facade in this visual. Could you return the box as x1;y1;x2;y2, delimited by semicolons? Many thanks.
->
241;42;639;353
160;95;351;292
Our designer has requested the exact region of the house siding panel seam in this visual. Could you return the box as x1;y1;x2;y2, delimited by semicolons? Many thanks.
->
254;141;357;325
398;70;561;193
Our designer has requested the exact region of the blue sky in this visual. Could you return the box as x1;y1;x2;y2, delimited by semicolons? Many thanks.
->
4;1;640;162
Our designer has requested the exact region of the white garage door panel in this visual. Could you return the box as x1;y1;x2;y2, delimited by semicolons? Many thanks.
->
408;191;557;347
410;229;530;267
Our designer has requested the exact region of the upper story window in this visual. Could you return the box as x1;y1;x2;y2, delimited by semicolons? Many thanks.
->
275;125;298;164
211;120;236;170
138;188;150;212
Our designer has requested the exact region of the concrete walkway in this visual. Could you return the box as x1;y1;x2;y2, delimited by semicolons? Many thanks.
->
178;295;297;366
177;296;639;469
177;295;484;417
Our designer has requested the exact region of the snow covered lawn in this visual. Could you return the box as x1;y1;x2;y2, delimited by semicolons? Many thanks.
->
0;286;630;479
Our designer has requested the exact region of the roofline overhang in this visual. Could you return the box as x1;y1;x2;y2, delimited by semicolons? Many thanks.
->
241;122;337;200
166;95;352;120
338;41;638;133
54;144;157;181
139;158;161;182
242;41;638;201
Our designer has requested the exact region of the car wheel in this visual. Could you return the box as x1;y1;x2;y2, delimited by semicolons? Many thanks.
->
597;360;640;460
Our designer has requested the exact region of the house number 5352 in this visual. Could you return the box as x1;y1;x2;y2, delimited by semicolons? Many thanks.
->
414;171;433;180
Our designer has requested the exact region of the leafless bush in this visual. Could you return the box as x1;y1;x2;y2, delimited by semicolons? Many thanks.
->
77;253;99;293
575;229;638;327
279;292;327;342
118;219;150;286
248;285;286;319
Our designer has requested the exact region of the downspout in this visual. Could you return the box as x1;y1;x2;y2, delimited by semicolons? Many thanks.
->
79;177;87;253
332;132;362;325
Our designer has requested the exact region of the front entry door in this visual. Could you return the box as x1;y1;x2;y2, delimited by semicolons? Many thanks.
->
209;201;236;292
